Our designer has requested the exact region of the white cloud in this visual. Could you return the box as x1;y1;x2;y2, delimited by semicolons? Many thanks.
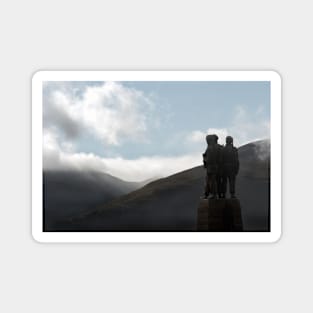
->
43;129;75;153
43;81;155;147
42;82;203;182
43;129;59;151
43;144;201;182
187;128;229;145
230;106;270;145
186;105;270;147
187;130;206;143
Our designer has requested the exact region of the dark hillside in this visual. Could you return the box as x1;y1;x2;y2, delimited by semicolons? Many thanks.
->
67;140;270;231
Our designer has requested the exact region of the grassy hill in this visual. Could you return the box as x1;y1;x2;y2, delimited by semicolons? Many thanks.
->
65;140;270;231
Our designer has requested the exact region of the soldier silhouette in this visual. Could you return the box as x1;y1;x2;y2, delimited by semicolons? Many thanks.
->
221;136;239;198
203;134;221;199
213;134;224;198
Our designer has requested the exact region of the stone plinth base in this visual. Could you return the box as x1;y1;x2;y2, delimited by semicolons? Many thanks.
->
197;198;243;231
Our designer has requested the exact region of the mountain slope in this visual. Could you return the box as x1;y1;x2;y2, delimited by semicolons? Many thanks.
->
43;170;142;231
68;140;270;231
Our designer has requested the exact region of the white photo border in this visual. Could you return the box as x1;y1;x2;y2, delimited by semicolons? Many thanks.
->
32;70;281;243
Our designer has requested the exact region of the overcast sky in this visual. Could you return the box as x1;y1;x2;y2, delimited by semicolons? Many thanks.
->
43;81;270;181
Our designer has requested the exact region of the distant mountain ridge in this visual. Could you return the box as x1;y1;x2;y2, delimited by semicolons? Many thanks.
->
66;139;270;231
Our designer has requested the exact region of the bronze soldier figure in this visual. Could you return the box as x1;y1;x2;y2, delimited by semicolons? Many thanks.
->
221;136;239;198
213;134;224;198
203;134;221;199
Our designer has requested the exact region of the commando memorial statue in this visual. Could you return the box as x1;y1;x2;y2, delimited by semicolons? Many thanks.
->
197;133;243;231
203;135;239;199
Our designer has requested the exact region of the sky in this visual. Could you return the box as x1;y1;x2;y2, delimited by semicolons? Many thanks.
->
43;81;270;181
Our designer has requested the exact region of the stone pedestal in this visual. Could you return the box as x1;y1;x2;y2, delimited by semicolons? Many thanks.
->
197;198;243;231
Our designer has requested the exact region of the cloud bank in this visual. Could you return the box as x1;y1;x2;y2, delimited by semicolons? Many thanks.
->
43;82;270;182
43;133;200;182
43;81;155;146
186;106;270;147
43;82;201;181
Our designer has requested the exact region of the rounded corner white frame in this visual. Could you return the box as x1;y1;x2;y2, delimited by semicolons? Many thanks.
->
32;70;281;243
